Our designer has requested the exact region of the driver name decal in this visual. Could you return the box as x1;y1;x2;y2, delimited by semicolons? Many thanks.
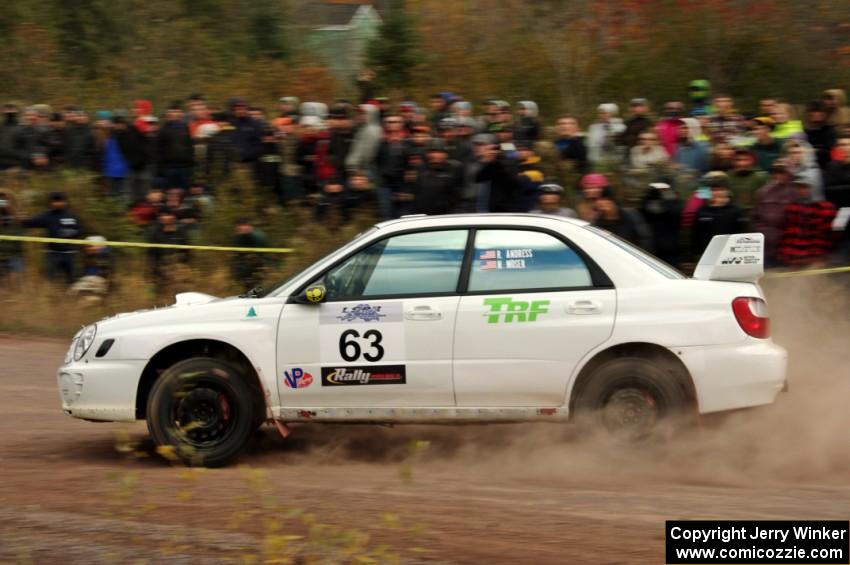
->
321;365;407;386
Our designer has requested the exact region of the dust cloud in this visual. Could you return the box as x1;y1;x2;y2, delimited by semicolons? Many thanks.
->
279;275;850;489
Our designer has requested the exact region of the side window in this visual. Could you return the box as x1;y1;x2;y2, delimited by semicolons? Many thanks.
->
323;230;468;299
467;230;592;292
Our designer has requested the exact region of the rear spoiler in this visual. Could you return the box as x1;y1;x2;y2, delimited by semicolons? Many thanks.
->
693;233;764;283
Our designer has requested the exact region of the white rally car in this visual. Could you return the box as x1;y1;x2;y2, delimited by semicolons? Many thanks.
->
59;214;787;466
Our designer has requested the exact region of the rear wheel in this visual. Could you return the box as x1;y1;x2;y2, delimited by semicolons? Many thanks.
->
147;357;256;467
574;357;690;441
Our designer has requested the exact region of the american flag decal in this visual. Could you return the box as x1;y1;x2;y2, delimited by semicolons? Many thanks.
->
479;249;498;260
480;260;499;270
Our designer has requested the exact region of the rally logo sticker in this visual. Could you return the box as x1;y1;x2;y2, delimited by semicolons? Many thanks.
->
483;297;550;324
321;365;407;386
283;368;313;389
320;301;403;324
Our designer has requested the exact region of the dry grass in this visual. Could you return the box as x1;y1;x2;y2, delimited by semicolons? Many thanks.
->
0;167;376;337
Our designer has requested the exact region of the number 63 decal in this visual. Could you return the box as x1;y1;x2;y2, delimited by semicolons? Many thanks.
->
339;329;384;362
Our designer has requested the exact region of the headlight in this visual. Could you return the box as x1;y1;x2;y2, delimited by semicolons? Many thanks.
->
73;324;97;361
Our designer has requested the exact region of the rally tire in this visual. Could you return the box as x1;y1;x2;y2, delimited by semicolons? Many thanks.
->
573;357;690;442
147;357;256;467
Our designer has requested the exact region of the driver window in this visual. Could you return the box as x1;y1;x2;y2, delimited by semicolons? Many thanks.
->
322;230;468;300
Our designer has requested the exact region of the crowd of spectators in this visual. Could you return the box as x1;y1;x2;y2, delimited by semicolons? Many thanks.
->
1;77;849;294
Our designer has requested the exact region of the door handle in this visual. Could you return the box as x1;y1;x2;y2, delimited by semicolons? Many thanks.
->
566;300;601;314
404;305;442;321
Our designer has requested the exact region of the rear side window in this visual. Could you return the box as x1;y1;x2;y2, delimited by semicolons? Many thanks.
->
467;229;592;292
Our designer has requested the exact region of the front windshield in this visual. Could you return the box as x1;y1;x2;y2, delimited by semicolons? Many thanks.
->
263;227;379;296
584;225;685;279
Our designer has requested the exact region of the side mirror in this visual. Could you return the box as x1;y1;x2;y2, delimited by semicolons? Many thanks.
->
291;283;327;305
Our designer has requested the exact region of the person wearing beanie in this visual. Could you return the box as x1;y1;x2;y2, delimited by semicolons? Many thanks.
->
821;89;849;129
804;100;837;169
553;115;588;173
673;118;710;174
326;104;354;183
514;101;541;145
62;107;97;171
690;174;748;258
475;137;521;213
12;106;50;169
777;178;837;266
103;116;131;199
751;160;798;266
621;98;654;148
133;100;154;134
515;141;545;212
726;148;769;211
639;181;683;266
21;191;85;284
782;139;824;201
229;99;264;164
530;183;577;218
750;117;784;172
576;173;609;222
657;101;686;157
155;103;195;189
688;79;713;116
411;139;463;215
825;136;850;208
0;103;20;170
587;103;625;167
345;104;383;175
592;186;652;250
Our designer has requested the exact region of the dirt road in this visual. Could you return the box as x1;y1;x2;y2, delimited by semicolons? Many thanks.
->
1;278;850;564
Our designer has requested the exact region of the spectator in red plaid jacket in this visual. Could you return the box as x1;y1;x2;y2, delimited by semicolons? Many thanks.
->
777;178;837;266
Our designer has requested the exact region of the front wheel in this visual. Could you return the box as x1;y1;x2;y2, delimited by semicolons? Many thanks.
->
147;357;256;467
573;357;691;441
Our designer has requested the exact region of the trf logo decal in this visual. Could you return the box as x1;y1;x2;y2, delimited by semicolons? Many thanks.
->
483;297;550;324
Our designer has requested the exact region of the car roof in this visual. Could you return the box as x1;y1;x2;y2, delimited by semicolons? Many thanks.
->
374;213;589;231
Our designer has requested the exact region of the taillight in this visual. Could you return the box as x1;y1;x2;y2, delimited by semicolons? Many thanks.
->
732;297;770;338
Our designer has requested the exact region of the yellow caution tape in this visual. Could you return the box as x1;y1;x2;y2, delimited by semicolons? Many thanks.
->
0;234;293;253
1;234;848;276
765;265;850;279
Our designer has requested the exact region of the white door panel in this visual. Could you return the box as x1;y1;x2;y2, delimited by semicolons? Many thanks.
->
277;297;458;407
453;291;615;406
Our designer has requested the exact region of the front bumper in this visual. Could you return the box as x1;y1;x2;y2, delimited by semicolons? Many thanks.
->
678;338;788;414
58;359;146;422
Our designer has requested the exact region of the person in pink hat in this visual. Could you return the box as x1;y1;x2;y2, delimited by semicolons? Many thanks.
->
576;173;609;221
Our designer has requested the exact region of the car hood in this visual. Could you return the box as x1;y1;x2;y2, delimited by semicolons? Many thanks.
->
93;293;253;331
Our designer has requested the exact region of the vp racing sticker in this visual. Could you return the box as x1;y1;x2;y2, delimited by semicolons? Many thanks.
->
283;368;313;389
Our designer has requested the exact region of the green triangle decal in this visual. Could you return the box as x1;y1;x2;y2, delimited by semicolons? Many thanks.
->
247;307;257;318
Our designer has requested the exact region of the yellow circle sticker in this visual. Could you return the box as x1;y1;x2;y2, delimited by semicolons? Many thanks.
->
305;285;326;303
